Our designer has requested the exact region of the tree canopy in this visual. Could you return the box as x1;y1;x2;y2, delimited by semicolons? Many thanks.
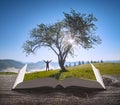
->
23;10;101;72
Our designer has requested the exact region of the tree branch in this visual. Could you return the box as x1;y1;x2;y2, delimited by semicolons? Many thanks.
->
49;46;59;56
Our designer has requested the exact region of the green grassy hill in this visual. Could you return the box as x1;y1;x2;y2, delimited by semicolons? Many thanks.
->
24;64;95;81
94;63;120;75
24;63;120;81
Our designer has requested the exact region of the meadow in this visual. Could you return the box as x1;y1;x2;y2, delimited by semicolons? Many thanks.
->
94;63;120;75
24;63;120;81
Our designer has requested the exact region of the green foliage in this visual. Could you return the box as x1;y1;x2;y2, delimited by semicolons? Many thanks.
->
63;9;101;48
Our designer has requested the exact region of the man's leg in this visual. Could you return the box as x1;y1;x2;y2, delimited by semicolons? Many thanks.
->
48;66;49;71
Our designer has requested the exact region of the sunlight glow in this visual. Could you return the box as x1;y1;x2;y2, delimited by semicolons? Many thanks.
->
68;39;74;44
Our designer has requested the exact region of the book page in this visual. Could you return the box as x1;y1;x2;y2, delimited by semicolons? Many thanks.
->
61;78;104;89
15;77;58;89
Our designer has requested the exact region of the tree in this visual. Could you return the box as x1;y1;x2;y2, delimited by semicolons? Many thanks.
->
78;61;81;65
82;61;84;65
86;61;90;64
23;10;101;72
69;62;71;67
74;62;76;66
101;60;103;63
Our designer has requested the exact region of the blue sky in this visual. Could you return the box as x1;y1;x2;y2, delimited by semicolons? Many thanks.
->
0;0;120;62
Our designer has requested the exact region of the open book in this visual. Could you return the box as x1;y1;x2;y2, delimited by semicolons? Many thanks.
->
14;77;104;90
12;64;106;90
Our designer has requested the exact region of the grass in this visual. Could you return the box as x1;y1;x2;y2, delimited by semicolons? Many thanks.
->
94;63;120;75
24;63;120;81
24;70;59;81
0;72;17;75
59;64;96;81
24;64;96;81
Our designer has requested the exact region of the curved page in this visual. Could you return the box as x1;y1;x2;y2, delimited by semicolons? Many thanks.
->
14;77;58;89
61;78;104;89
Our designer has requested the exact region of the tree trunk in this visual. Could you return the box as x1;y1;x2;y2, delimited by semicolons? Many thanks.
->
58;55;67;72
59;61;66;72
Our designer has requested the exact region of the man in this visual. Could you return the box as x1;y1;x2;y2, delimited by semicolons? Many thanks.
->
43;60;52;71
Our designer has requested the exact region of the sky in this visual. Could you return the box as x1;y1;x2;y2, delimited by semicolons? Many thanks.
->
0;0;120;63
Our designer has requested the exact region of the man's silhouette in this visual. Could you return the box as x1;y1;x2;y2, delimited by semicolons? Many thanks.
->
43;60;52;71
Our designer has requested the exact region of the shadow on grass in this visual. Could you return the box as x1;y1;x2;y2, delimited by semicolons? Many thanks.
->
49;70;69;80
49;72;62;80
